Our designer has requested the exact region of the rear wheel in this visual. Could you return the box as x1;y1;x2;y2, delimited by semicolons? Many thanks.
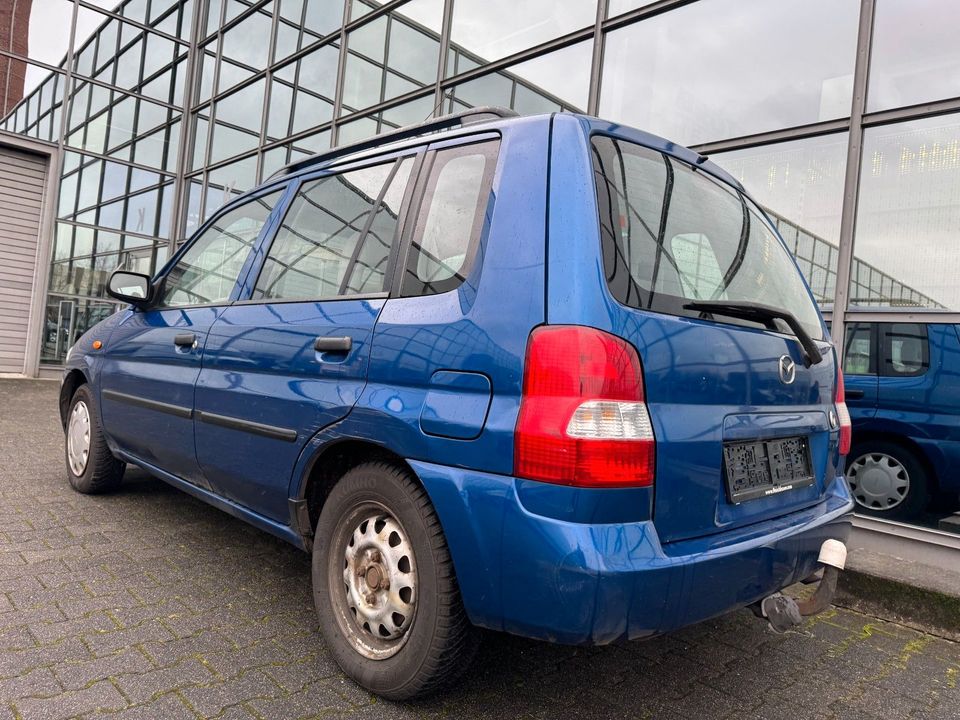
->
845;441;930;521
312;462;478;700
64;384;125;494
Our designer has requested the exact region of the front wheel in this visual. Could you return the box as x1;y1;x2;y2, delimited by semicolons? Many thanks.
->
312;462;478;700
64;384;125;494
845;441;930;521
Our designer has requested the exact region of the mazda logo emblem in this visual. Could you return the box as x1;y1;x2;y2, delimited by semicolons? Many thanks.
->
778;355;796;385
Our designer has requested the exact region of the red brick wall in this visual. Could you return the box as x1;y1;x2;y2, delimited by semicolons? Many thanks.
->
0;0;33;116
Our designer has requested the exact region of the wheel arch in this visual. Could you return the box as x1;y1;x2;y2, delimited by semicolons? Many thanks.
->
290;436;419;551
59;369;89;427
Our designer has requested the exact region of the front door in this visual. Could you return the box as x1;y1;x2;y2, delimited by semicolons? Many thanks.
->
195;153;416;521
99;189;285;486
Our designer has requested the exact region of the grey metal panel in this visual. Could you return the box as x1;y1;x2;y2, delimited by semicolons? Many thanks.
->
0;146;47;374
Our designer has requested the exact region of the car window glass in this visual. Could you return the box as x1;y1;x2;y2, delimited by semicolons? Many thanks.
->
401;140;499;297
253;159;409;301
882;323;928;376
161;190;283;307
592;135;824;340
843;322;874;375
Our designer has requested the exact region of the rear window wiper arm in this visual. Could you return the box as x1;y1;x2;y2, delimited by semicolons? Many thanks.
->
683;300;824;367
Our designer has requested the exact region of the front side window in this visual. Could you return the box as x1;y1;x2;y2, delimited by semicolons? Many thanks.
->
160;190;282;307
843;322;876;375
401;140;499;297
592;135;823;339
253;157;412;301
881;323;928;377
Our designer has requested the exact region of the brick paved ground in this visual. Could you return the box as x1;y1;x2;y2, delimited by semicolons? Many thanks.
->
1;378;958;719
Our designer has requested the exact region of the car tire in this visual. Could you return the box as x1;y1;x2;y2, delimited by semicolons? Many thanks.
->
312;461;479;700
845;441;930;521
64;384;125;494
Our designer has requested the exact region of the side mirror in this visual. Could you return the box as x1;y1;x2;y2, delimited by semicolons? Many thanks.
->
107;270;152;305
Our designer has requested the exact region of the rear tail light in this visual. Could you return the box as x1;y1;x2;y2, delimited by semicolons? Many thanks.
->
835;368;852;456
514;326;655;487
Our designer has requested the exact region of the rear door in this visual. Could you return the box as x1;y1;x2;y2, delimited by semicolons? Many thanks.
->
842;322;879;419
99;190;283;487
193;152;418;522
585;134;840;544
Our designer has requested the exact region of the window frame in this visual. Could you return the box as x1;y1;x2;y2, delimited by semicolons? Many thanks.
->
879;322;930;378
149;183;290;311
235;146;425;306
393;133;501;299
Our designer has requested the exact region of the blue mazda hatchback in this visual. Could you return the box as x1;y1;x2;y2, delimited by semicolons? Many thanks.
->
60;108;854;699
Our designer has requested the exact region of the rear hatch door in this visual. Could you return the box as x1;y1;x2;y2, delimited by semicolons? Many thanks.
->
589;132;840;544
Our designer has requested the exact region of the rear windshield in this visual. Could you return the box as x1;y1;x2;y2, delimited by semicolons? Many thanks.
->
591;135;823;340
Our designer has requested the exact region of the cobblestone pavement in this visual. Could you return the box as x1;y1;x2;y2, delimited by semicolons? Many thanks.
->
1;379;958;720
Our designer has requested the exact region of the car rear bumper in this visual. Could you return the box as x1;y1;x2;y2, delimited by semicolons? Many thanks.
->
411;459;854;645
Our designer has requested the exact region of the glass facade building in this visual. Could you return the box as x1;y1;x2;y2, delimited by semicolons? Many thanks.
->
2;0;960;368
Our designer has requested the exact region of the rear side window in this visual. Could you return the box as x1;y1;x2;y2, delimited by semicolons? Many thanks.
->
881;323;928;376
591;135;823;339
253;157;413;301
401;140;499;297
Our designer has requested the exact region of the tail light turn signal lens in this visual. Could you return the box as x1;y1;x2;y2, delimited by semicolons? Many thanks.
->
514;326;655;487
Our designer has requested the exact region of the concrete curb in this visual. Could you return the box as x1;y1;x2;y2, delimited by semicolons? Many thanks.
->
835;568;960;642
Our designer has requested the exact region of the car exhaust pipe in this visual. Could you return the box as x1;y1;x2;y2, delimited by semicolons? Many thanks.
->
754;539;847;633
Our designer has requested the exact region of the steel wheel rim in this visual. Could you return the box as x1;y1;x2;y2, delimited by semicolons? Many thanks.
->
67;401;91;476
328;501;418;660
846;452;910;510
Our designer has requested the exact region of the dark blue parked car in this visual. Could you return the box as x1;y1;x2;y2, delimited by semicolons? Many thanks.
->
60;109;854;699
843;322;960;519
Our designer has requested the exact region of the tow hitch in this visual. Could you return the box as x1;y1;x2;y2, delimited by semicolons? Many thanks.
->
754;539;847;633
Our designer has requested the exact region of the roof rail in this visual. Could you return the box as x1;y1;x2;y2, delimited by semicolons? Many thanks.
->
269;106;519;180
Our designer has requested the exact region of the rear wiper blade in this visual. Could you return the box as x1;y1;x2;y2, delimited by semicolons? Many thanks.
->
683;300;824;367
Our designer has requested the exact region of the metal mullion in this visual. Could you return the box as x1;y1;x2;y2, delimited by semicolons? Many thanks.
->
433;0;455;118
689;118;852;156
378;15;392;129
862;95;960;128
587;0;606;115
164;0;201;245
267;26;345;81
440;26;595;90
601;0;699;33
73;177;172;218
201;5;227;221
66;72;181;112
77;0;191;47
343;0;409;31
58;217;165;245
335;88;435;128
205;0;273;38
832;0;877;365
842;311;960;323
331;0;353;144
256;7;281;182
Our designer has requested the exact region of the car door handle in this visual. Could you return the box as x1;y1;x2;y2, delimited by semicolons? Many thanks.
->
314;336;352;353
845;389;865;399
173;332;197;347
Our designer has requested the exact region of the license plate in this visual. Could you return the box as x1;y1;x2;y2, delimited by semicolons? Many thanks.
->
723;436;814;503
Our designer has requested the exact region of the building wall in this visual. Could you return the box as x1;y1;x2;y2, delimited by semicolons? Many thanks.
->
0;0;32;116
1;0;960;366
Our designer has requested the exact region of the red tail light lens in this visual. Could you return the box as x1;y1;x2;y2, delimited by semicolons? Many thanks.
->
514;326;655;487
836;368;852;456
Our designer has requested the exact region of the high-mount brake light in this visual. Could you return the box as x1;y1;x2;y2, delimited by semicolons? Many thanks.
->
514;326;655;487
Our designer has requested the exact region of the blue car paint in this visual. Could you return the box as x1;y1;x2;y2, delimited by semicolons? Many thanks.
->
847;323;960;497
62;111;853;646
